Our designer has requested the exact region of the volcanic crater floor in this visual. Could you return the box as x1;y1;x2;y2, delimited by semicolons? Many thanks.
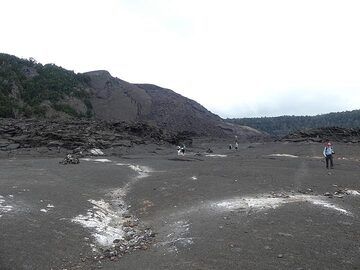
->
0;142;360;270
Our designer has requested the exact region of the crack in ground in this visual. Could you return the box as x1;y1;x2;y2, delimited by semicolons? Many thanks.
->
72;158;155;262
0;195;13;218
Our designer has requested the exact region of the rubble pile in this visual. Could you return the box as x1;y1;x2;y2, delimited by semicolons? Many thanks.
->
59;154;80;165
0;118;188;154
282;127;360;143
323;187;360;198
98;226;156;261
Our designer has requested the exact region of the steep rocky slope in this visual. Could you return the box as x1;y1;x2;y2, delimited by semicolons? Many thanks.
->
0;53;265;140
136;84;224;135
85;72;264;139
84;70;152;122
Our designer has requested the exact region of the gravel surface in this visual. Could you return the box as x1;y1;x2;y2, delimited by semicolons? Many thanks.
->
0;141;359;269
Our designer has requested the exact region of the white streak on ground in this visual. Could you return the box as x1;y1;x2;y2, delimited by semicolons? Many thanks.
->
268;154;299;158
47;204;54;208
153;190;356;253
0;195;13;216
81;158;152;178
191;176;197;180
72;199;126;246
213;194;352;216
205;154;227;158
159;191;356;252
308;198;350;215
90;149;104;156
81;158;112;163
116;163;152;179
73;158;153;247
346;189;360;196
40;209;48;213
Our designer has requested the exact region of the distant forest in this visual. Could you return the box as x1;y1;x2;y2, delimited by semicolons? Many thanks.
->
228;110;360;137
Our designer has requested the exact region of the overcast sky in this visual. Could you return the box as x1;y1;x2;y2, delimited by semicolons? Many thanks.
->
2;0;360;118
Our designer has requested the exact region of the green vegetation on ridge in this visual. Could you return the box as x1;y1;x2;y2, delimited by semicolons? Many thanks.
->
0;53;92;118
228;110;360;137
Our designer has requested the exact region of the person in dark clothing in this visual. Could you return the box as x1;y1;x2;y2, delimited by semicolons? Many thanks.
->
323;142;334;169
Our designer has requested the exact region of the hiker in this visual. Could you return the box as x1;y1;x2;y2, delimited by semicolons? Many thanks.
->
180;144;186;155
234;135;239;150
323;142;335;169
229;144;232;150
177;145;185;156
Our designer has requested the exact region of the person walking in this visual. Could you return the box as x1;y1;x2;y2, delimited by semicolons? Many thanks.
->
323;142;334;169
234;135;239;150
180;144;186;155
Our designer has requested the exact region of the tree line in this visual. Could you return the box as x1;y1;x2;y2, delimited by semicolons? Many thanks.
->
228;110;360;137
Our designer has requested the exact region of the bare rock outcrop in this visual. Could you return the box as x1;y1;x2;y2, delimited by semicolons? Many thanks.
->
0;118;186;155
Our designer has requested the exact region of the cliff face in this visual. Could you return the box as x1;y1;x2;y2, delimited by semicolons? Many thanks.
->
0;53;265;140
84;70;152;122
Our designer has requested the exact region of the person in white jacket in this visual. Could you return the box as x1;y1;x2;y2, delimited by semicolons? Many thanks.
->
323;142;334;169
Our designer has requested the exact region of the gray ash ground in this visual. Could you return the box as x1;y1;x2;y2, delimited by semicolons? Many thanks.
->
0;141;360;269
